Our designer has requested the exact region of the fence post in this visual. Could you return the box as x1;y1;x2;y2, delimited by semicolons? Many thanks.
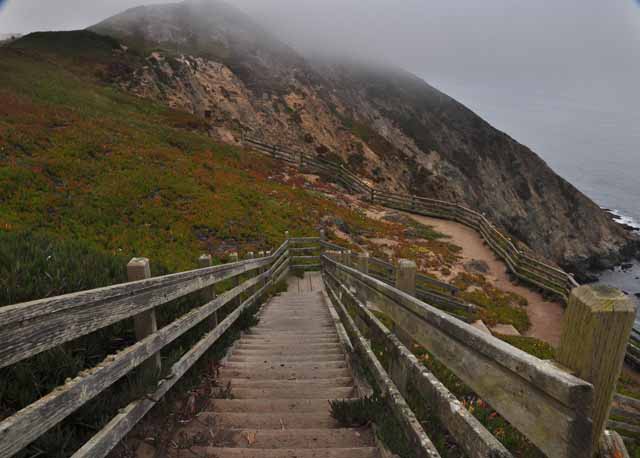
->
228;252;241;307
355;252;370;305
395;259;416;296
343;250;352;267
370;188;375;203
355;252;369;275
198;254;218;329
557;284;636;453
127;257;161;376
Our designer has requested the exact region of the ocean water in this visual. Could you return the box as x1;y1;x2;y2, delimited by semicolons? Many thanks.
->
426;79;640;318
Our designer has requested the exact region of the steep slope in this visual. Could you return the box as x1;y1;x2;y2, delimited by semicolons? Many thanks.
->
0;31;388;273
88;0;637;275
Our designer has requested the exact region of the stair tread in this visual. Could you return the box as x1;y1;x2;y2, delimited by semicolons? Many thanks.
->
211;428;375;449
186;447;380;458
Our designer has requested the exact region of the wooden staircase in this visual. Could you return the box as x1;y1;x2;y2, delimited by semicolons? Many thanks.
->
172;272;380;457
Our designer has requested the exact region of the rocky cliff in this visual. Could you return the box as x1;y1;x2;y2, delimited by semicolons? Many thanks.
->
90;0;637;275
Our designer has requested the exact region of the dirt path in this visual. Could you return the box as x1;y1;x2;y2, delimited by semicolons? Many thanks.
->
404;212;565;347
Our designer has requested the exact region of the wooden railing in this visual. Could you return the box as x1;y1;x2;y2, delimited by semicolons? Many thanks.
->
320;240;476;322
321;251;635;458
0;241;291;458
243;133;579;302
244;133;640;380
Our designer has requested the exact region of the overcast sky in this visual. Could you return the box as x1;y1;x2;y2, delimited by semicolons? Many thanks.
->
1;0;640;218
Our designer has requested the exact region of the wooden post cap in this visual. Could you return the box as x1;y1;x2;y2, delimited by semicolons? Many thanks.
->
396;259;417;296
198;254;212;267
558;284;636;452
127;258;150;281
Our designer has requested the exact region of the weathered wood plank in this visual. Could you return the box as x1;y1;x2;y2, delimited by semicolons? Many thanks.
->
322;255;593;458
0;253;283;369
324;274;443;458
324;270;512;458
70;265;288;458
0;261;283;458
614;394;640;412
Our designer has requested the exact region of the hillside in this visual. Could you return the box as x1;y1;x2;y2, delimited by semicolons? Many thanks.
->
87;0;638;277
0;31;388;273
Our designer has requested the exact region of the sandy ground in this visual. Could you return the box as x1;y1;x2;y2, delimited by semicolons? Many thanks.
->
404;212;565;347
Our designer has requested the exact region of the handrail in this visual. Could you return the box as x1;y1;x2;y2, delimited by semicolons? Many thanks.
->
0;242;291;458
321;253;593;458
244;134;579;303
323;266;512;457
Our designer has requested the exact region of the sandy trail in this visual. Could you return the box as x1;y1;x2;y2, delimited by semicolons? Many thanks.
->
404;212;565;347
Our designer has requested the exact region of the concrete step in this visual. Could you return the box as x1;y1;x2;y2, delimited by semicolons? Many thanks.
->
200;412;339;429
247;331;338;338
224;361;347;370
228;355;345;363
212;428;375;449
232;386;354;399
230;351;344;360
218;377;353;388
212;398;332;414
218;367;351;380
236;345;342;353
256;323;334;330
188;447;380;458
240;336;339;343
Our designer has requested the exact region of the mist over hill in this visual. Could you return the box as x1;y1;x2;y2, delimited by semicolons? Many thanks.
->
83;0;636;274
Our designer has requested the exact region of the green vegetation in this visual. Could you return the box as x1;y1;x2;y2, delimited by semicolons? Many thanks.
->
494;334;556;360
0;228;287;457
330;395;417;458
367;309;544;457
452;272;530;332
0;43;384;272
0;37;390;456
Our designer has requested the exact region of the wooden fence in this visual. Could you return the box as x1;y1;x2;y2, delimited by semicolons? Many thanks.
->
320;251;634;458
0;241;291;458
243;134;640;369
243;133;579;302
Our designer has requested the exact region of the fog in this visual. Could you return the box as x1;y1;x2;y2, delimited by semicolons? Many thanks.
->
1;0;640;219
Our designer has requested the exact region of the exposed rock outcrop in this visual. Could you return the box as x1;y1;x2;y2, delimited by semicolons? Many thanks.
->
90;0;638;274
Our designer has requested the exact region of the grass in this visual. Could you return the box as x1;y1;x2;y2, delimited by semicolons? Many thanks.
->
452;272;530;332
330;395;418;458
0;37;394;456
0;43;387;272
493;334;556;360
367;308;545;457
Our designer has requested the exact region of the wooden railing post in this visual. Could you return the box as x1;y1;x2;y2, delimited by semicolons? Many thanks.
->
228;252;241;307
355;252;369;275
395;259;416;296
355;252;370;305
557;284;636;454
127;257;161;376
343;249;352;267
198;254;218;329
